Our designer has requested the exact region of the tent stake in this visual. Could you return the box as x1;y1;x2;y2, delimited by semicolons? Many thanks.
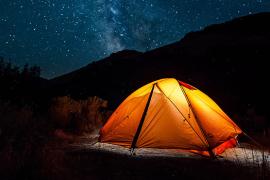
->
208;148;216;159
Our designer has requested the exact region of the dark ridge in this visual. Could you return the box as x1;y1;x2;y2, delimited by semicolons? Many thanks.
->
49;12;270;120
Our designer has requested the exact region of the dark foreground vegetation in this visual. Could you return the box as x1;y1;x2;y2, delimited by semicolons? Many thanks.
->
0;58;111;180
1;13;270;180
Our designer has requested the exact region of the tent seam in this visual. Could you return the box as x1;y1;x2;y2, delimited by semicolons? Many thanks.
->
155;83;208;148
178;82;211;149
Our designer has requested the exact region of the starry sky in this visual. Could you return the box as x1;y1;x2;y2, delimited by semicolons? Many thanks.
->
0;0;269;78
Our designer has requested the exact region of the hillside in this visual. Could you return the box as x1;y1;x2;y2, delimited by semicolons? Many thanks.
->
51;12;270;121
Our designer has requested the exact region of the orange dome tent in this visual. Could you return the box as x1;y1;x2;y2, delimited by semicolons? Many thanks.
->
99;78;242;157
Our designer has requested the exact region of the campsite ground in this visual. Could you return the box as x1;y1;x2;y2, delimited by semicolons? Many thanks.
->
0;131;269;180
32;133;269;180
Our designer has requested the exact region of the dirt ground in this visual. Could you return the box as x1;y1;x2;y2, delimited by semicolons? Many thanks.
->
54;133;269;180
70;133;270;165
1;133;269;180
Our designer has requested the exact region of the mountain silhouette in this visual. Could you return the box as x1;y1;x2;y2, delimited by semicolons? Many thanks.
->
50;12;270;118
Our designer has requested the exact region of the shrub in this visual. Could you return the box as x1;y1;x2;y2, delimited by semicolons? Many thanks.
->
49;96;110;134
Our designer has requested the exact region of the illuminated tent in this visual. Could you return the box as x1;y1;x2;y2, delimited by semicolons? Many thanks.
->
99;78;242;156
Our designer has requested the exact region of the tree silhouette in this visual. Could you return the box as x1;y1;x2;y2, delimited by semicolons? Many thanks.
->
29;65;41;77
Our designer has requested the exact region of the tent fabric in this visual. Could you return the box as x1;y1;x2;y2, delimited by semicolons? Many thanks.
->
99;78;242;156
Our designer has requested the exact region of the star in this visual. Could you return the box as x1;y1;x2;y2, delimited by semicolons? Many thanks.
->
0;0;268;78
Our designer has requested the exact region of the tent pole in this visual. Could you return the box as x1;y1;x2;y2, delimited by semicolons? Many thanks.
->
155;84;208;148
130;83;156;152
178;82;215;158
208;148;216;158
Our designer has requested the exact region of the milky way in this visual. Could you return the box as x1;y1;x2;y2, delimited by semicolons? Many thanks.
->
0;0;269;78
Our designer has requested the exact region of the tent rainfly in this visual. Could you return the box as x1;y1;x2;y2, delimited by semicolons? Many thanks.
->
99;78;242;157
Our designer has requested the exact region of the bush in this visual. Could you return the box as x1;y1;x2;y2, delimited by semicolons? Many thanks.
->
49;96;110;134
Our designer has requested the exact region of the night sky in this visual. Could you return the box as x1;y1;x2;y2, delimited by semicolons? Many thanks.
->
0;0;269;78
